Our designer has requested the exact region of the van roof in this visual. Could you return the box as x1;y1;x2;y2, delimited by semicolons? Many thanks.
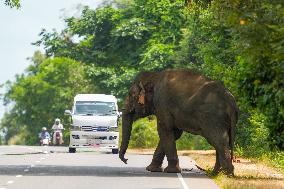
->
74;94;117;102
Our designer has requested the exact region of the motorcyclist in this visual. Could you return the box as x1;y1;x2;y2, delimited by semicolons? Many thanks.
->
39;127;51;145
51;118;64;145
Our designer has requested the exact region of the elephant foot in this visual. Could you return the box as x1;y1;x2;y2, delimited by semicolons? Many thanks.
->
212;169;219;176
212;165;220;175
164;160;181;173
164;165;181;173
146;164;163;172
221;167;234;177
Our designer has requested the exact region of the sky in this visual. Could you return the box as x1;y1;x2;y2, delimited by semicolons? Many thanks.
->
0;0;105;119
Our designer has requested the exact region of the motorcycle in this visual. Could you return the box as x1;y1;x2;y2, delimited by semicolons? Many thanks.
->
53;130;63;145
40;137;51;146
39;131;51;146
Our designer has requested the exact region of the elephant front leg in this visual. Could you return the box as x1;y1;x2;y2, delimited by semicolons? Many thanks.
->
160;130;181;173
146;141;165;172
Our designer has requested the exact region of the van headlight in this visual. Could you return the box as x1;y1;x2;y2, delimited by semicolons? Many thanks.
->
109;127;119;132
71;125;81;131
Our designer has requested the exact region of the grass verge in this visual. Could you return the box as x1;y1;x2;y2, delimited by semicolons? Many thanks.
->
128;149;284;189
180;151;284;189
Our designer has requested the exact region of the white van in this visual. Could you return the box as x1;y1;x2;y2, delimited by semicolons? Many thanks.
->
65;94;120;154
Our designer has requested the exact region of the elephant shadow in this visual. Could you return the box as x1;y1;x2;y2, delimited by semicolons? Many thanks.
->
0;164;208;178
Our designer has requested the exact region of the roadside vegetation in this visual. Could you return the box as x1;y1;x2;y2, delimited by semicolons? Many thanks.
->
183;151;284;189
1;0;283;182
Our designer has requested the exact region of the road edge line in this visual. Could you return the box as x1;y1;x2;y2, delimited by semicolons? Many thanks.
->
177;173;189;189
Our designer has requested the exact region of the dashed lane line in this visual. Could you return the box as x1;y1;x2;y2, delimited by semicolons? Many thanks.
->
7;181;14;184
1;147;51;189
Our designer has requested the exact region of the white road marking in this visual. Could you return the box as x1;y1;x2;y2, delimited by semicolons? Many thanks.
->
0;187;6;189
24;169;29;172
36;161;40;163
16;175;23;178
30;164;35;167
40;157;45;160
7;180;14;184
177;173;189;189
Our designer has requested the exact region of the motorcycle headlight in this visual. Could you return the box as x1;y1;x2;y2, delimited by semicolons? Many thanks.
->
109;127;119;132
71;125;81;131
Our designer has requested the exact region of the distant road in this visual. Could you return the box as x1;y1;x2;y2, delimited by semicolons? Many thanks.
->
0;146;219;189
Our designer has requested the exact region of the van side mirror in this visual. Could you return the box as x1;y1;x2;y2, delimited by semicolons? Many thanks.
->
64;110;72;115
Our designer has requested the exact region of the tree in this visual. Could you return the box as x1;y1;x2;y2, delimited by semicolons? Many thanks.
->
212;0;284;149
34;0;186;101
3;0;20;8
2;55;96;144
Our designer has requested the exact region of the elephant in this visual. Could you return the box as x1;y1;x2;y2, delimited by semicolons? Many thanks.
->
119;69;238;175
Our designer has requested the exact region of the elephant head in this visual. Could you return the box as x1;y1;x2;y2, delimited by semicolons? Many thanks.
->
119;72;157;164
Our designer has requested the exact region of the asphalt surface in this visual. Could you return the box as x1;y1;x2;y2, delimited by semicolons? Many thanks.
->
0;146;219;189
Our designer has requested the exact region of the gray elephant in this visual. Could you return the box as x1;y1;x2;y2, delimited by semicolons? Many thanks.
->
119;69;238;175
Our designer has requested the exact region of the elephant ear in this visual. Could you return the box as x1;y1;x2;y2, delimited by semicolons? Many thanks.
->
138;82;145;105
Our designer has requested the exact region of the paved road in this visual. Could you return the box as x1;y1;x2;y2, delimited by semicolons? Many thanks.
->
0;146;219;189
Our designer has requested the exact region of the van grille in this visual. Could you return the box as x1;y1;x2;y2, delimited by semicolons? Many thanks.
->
81;126;109;132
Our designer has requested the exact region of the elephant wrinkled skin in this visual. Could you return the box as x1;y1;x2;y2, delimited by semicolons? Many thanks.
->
119;69;238;175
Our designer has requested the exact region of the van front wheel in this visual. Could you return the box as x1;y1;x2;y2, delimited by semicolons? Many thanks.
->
69;147;76;153
112;148;119;154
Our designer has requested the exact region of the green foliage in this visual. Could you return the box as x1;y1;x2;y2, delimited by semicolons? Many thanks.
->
177;133;213;150
140;43;174;70
3;0;20;8
2;53;96;144
34;0;187;101
235;110;284;170
212;0;284;149
235;110;270;157
128;116;212;150
129;117;159;148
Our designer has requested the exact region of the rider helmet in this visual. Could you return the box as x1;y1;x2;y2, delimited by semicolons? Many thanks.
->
55;118;60;125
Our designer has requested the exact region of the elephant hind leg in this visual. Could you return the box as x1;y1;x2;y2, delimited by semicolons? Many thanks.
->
213;132;234;176
216;145;234;176
204;129;234;176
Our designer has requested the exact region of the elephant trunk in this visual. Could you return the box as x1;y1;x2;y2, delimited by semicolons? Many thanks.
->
119;112;133;164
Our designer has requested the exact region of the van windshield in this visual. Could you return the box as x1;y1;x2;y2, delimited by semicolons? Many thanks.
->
74;101;116;116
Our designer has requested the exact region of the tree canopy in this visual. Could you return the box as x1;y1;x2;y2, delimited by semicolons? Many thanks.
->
3;0;20;8
2;53;96;144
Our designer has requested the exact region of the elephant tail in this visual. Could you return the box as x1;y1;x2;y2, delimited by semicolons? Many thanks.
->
229;107;238;162
225;90;238;162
